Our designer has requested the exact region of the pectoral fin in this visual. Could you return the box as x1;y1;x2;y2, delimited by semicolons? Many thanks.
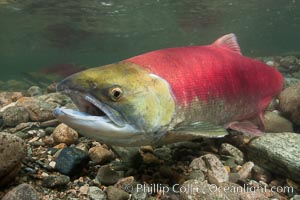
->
155;121;228;145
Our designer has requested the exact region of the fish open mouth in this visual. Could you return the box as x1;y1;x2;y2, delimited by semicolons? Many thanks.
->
61;89;126;127
53;86;143;145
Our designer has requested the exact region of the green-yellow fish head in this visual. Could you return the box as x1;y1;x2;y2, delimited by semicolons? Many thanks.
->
53;62;176;146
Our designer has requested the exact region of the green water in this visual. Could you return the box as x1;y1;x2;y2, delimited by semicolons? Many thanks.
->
0;0;299;81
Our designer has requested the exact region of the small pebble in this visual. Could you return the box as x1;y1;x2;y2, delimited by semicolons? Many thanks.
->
132;185;148;200
140;145;154;153
207;172;221;186
40;119;60;127
293;195;300;200
2;106;29;126
115;176;135;191
47;82;58;93
269;178;285;187
187;169;205;181
88;186;107;200
49;161;56;168
79;184;89;195
15;131;31;139
37;129;46;137
219;143;244;165
2;183;39;200
237;161;254;180
27;86;42;97
55;147;89;175
189;154;229;183
279;84;300;125
88;146;115;164
29;136;39;143
106;186;130;200
42;175;70;188
41;172;49;178
110;146;141;167
96;165;122;185
223;157;238;170
224;165;231;173
252;165;272;183
52;123;78;145
141;152;160;164
229;173;241;183
76;143;89;153
0;132;26;186
286;178;300;191
30;141;45;147
153;146;172;163
284;77;300;88
266;60;275;66
54;143;67;149
0;92;23;109
45;127;55;135
279;56;298;72
43;136;55;145
17;96;57;122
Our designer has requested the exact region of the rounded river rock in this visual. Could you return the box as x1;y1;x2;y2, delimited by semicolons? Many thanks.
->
247;132;300;182
0;132;26;186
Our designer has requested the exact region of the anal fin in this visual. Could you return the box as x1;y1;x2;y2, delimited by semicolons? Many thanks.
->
226;121;263;136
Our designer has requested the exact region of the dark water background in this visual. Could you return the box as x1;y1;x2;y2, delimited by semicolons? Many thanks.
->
0;0;299;81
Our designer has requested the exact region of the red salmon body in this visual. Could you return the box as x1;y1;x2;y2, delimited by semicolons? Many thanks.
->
54;33;284;146
126;34;283;134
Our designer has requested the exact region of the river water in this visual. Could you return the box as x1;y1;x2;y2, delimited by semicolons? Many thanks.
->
0;0;299;81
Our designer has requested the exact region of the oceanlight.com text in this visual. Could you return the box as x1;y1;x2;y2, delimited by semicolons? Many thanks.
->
122;183;294;195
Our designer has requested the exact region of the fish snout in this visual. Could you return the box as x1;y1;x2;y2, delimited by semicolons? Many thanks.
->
53;108;63;117
56;76;77;92
56;80;67;92
56;76;84;94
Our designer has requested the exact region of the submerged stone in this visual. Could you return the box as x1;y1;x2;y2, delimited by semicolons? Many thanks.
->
279;84;300;125
2;183;39;200
0;92;23;109
219;143;244;165
96;165;121;185
88;146;115;164
52;123;78;145
0;132;26;187
189;153;229;183
27;86;42;97
264;111;293;133
42;175;70;188
88;186;108;200
247;132;300;182
106;186;129;200
2;106;30;126
55;147;89;175
17;97;57;122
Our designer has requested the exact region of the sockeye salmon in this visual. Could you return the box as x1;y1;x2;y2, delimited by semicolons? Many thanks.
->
53;33;283;146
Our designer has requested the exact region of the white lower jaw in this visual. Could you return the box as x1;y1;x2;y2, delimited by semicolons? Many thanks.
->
53;107;152;146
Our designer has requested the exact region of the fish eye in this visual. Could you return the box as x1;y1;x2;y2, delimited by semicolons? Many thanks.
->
109;86;123;101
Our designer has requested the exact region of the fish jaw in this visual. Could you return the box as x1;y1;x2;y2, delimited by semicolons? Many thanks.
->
53;62;176;146
53;108;154;146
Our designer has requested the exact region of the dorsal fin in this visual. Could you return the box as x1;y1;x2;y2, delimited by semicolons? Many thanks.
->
212;33;241;55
